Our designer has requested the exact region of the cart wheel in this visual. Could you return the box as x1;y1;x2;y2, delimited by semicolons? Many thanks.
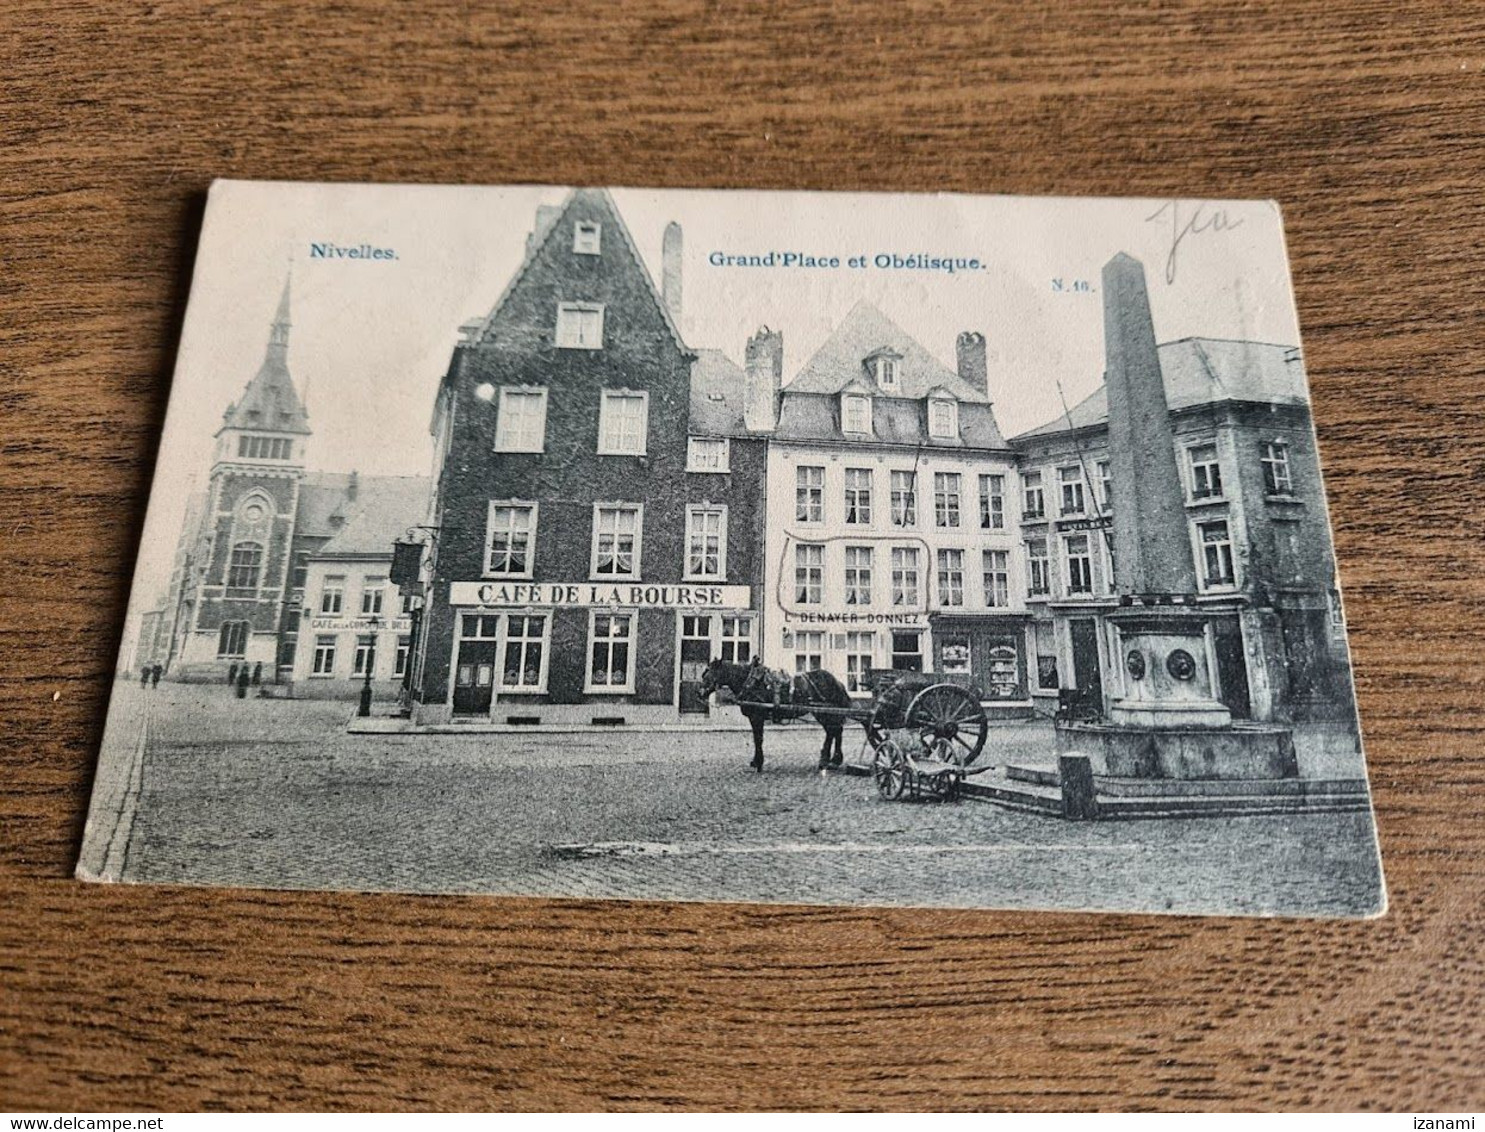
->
905;683;989;766
872;739;907;800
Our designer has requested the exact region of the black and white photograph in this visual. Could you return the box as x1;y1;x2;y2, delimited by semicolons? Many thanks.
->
78;182;1386;918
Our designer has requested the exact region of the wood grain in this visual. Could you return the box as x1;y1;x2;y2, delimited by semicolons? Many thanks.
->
3;0;1483;1111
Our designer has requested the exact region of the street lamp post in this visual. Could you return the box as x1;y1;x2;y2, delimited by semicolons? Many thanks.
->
357;613;381;718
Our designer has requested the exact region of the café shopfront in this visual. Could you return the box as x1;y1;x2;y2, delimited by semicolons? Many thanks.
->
441;580;756;723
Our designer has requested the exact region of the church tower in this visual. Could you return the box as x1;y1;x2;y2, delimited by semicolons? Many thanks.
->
177;276;310;677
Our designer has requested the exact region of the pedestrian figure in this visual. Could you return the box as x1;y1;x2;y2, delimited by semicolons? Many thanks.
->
236;666;249;699
151;663;162;688
140;667;150;688
227;662;238;686
251;661;262;686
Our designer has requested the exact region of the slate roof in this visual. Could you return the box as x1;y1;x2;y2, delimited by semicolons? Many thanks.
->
785;300;988;403
1013;338;1308;440
688;348;750;437
309;475;431;559
774;392;1008;451
220;278;311;436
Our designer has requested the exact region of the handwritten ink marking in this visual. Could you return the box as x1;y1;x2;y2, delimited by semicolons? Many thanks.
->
1144;200;1244;284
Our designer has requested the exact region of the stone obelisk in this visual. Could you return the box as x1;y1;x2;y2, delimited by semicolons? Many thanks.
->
1101;252;1230;731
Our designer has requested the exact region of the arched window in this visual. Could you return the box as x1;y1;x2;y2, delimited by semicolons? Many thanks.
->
227;542;263;592
217;620;249;658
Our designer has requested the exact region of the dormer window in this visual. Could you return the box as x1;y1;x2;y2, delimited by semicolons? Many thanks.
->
573;222;601;255
842;393;872;435
928;395;958;439
865;350;901;391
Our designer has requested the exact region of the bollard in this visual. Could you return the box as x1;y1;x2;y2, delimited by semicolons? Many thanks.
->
1058;753;1098;821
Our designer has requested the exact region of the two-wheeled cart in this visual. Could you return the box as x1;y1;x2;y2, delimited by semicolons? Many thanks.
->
731;669;992;800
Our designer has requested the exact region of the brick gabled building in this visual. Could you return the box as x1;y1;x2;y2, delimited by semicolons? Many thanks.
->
410;190;767;725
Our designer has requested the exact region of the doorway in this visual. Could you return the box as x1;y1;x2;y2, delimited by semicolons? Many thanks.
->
678;614;713;714
452;614;499;717
1069;617;1104;717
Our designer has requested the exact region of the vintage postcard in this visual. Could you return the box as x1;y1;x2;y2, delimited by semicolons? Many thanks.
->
79;182;1385;917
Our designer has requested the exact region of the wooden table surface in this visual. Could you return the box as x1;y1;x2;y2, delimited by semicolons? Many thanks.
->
3;0;1483;1112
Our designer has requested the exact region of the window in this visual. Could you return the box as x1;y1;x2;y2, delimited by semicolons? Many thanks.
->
1198;520;1236;588
685;506;726;580
936;549;965;607
555;302;604;349
844;546;873;606
1059;466;1085;516
1022;471;1045;520
394;635;411;678
494;388;548;453
1065;535;1093;595
793;630;825;674
320;576;344;615
720;616;752;665
795;543;824;604
226;542;262;592
933;472;961;528
237;436;292;460
890;547;920;607
845;631;875;694
1026;539;1050;596
573;221;601;255
401;592;418;615
871;354;900;390
486;502;536;577
352;634;377;677
795;466;824;523
891;630;923;672
311;634;336;675
842;394;872;435
982;549;1009;608
361;578;385;616
928;396;958;438
217;620;249;658
1034;621;1058;691
687;437;730;472
979;474;1005;530
1188;442;1224;500
1096;460;1113;511
598;390;648;455
291;552;309;591
592;505;642;579
941;635;972;675
890;471;916;526
587;612;634;691
844;468;872;525
502;614;548;691
1261;441;1293;495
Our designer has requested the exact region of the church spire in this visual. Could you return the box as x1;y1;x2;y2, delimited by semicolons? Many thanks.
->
217;271;311;438
270;273;291;348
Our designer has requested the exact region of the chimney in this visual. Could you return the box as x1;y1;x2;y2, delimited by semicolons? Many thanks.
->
346;469;359;503
744;326;783;433
956;331;989;400
526;205;562;255
662;221;683;324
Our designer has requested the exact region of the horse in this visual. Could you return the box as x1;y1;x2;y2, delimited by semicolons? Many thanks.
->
700;658;854;773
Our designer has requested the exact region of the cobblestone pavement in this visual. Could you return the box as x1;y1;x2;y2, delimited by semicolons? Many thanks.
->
110;681;1385;917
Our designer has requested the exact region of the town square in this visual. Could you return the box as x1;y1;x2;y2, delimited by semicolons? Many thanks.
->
83;184;1385;917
